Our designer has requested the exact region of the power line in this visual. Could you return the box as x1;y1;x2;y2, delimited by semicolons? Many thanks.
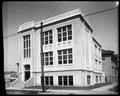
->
3;6;118;39
46;1;61;19
83;7;118;17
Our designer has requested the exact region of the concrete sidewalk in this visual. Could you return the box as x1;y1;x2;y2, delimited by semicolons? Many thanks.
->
6;83;118;95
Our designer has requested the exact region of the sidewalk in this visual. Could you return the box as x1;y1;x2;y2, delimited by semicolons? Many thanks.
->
6;83;118;95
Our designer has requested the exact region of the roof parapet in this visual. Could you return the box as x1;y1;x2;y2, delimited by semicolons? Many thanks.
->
35;9;82;28
18;20;35;32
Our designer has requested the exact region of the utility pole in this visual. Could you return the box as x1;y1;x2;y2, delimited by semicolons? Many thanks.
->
40;22;45;92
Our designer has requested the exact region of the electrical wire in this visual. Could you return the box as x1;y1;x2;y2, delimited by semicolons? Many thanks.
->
83;7;118;17
3;6;118;39
46;1;61;19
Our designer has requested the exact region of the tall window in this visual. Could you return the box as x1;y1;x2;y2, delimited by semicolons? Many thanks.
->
94;44;97;54
95;59;98;69
44;76;53;86
42;30;53;45
96;76;98;83
23;35;31;58
99;76;101;82
43;52;53;66
57;25;72;42
58;75;73;86
87;75;91;85
58;48;72;64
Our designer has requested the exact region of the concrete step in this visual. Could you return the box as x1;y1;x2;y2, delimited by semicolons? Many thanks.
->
13;82;24;88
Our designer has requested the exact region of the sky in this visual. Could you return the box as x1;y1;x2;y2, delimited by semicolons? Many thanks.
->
3;1;118;71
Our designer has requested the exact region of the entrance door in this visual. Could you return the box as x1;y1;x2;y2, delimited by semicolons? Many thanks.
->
24;65;30;81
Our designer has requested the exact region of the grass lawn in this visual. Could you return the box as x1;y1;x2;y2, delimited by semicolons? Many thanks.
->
24;82;112;90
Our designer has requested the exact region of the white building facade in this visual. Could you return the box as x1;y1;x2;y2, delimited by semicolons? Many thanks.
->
13;9;105;87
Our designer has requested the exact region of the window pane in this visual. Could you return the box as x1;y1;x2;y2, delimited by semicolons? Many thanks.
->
58;51;62;55
50;62;53;65
63;37;67;41
68;30;72;35
26;49;28;57
62;27;66;31
68;36;72;40
29;40;30;47
58;33;61;38
68;54;72;59
69;76;73;85
63;50;67;54
24;50;26;58
49;52;53;56
45;32;48;35
69;60;72;63
45;77;49;85
57;28;61;33
49;36;52;39
63;76;67;85
46;62;49;65
29;48;31;57
50;40;53;43
63;32;67;36
58;38;62;42
67;25;71;30
45;41;48;44
87;75;90;85
45;58;48;61
63;55;67;59
50;77;53;85
49;30;52;35
63;60;67;64
58;61;62;64
50;57;53;61
68;49;72;53
58;56;62;60
58;76;62;85
45;37;48;40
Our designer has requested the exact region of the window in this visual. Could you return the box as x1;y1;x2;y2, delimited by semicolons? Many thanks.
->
99;76;101;82
43;52;53;66
42;30;53;45
57;25;72;42
96;76;98;83
44;76;53;86
58;48;72;64
95;59;98;68
87;75;91;85
24;65;30;81
58;75;73;86
94;44;97;54
23;35;31;58
99;61;101;70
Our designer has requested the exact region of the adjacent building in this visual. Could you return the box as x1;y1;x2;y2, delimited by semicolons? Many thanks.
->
102;49;118;82
11;9;105;88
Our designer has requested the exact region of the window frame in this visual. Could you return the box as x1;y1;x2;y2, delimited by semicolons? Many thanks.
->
43;30;53;45
58;48;73;65
57;24;72;42
43;51;53;66
23;35;31;58
58;75;73;86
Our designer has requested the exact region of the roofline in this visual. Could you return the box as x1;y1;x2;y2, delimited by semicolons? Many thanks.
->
92;37;102;47
18;9;93;33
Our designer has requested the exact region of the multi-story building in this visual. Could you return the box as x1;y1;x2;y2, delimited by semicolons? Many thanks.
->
102;49;118;82
11;9;105;88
